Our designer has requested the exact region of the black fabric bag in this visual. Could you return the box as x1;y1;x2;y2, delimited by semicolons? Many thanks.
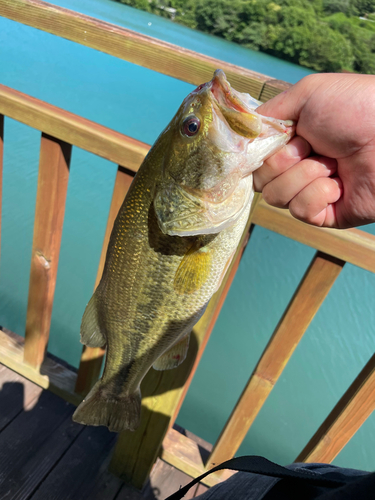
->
165;456;375;500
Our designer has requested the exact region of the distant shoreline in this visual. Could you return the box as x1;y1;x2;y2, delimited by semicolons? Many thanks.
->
113;0;375;74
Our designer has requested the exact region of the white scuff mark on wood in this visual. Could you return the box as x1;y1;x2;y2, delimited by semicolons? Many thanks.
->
36;251;51;270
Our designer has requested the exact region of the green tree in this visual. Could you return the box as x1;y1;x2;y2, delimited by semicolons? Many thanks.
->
112;0;375;74
350;0;375;15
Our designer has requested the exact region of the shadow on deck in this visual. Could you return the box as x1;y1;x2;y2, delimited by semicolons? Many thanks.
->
0;363;207;500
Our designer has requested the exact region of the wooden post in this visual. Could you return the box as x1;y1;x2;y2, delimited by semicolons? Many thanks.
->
0;114;3;261
207;252;345;468
296;353;375;463
109;195;262;489
75;166;134;395
23;133;71;369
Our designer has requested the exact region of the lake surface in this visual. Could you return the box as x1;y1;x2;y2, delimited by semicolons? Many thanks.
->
1;0;375;471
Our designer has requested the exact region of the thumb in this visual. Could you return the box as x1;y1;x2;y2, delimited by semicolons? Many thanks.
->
256;76;313;121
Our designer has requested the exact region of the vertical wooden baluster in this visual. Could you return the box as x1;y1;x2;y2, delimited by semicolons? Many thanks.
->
0;115;3;261
23;133;71;369
75;166;134;395
109;194;262;489
296;353;375;463
207;252;345;468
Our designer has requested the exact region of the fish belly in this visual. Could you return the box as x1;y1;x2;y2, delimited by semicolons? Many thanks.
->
73;162;251;432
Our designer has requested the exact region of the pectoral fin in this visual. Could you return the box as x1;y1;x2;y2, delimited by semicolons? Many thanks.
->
152;334;190;370
174;242;212;295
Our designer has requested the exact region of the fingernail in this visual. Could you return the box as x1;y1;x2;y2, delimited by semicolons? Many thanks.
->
332;176;343;192
286;136;311;159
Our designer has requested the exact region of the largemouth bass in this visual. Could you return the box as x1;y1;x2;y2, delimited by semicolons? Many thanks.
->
73;70;294;432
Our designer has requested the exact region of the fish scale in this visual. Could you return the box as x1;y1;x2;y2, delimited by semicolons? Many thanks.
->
72;70;294;432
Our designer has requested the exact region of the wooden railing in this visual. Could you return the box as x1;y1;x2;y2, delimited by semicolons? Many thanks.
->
1;0;375;490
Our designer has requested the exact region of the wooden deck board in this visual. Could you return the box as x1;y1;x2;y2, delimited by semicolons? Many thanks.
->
142;459;199;499
0;383;82;499
0;363;43;431
29;426;118;499
0;363;209;499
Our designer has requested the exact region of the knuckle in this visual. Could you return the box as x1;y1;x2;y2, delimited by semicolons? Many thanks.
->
264;149;291;177
317;178;333;197
305;161;323;178
262;183;287;208
262;184;276;205
289;200;305;220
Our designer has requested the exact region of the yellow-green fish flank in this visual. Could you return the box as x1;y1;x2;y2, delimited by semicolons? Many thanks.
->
73;70;294;432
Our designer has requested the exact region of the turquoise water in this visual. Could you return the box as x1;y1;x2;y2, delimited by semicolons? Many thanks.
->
1;0;375;471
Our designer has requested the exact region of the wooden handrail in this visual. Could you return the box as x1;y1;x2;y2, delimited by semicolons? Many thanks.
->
0;10;374;480
252;198;375;274
0;84;374;273
0;84;149;172
0;0;289;101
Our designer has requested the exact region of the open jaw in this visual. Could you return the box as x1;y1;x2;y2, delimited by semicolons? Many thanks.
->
209;69;294;140
154;71;295;237
208;70;263;140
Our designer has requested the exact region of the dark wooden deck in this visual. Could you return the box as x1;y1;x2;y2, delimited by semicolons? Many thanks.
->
0;362;208;500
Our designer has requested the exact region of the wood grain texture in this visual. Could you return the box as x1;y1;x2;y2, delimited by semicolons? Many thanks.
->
161;428;235;488
0;327;81;405
0;364;145;500
208;252;345;467
23;134;71;368
296;353;375;464
0;0;288;100
0;363;43;431
0;389;82;500
0;114;3;262
109;195;261;489
252;198;375;274
0;83;150;172
112;482;146;500
29;426;117;500
142;458;199;499
259;79;292;102
75;167;135;395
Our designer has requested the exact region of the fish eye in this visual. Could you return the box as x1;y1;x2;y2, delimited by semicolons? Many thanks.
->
181;116;201;137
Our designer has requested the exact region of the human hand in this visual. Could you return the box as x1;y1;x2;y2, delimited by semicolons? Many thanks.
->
254;73;375;229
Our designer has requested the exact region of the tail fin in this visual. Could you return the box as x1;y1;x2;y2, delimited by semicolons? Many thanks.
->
73;381;141;432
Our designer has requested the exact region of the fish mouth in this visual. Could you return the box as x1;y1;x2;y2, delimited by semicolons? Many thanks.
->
208;70;263;139
206;69;294;139
210;69;250;113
